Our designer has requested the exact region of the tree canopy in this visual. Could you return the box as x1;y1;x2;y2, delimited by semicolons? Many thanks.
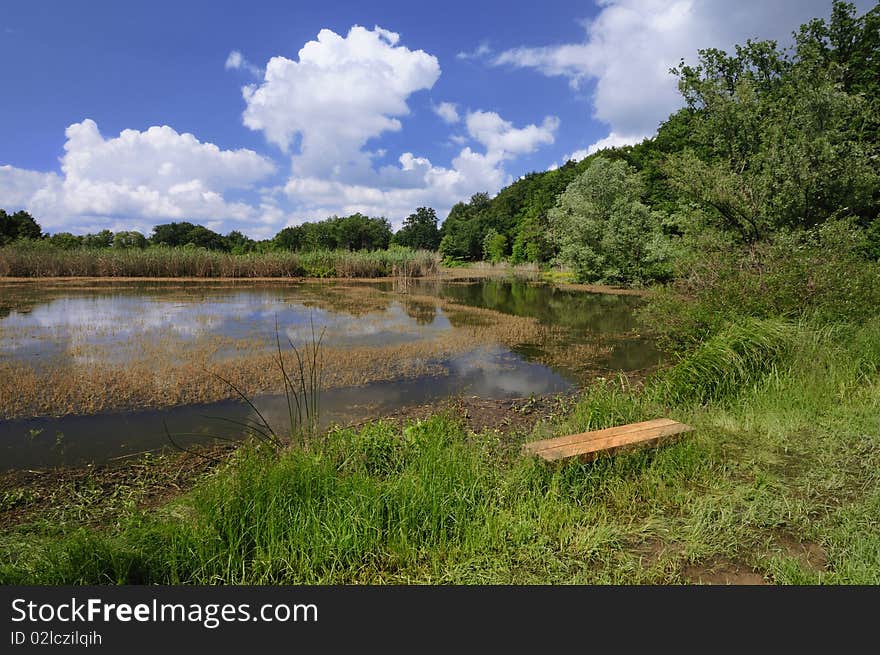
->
392;207;441;250
273;214;392;252
0;210;41;245
437;0;879;276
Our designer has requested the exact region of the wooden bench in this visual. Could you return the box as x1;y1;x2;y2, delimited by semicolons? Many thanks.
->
522;418;693;462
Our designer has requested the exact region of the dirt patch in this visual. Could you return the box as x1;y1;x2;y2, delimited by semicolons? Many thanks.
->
0;442;236;530
681;557;767;585
631;539;685;568
352;394;571;435
774;533;828;571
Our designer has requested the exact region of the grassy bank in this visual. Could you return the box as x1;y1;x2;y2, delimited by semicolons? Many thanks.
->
2;316;878;584
0;243;439;278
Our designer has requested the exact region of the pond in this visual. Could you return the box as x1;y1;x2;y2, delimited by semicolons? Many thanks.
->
0;278;659;469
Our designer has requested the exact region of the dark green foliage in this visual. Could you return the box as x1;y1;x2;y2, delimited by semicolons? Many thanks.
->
439;193;492;261
666;1;879;240
440;163;594;263
865;217;880;260
335;214;392;251
436;1;879;269
112;231;148;249
47;232;83;250
548;157;675;284
224;230;256;254
273;214;392;252
0;209;42;245
392;207;441;251
151;222;228;251
81;230;114;249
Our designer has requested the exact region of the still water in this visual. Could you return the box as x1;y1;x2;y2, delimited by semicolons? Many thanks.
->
0;278;658;468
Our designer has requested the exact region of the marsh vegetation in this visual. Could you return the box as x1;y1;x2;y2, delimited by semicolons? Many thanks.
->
2;314;878;584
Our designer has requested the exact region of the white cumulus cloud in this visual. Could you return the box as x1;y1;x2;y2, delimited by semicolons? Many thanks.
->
564;131;648;163
465;111;559;161
225;50;263;77
240;25;441;184
278;108;559;229
242;25;559;229
456;42;492;60
433;101;460;124
1;25;565;237
225;50;244;70
0;119;276;234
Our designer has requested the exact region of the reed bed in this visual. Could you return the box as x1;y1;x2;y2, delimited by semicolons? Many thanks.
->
0;244;439;278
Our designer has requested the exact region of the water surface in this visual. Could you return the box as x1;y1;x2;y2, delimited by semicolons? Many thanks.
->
0;279;659;469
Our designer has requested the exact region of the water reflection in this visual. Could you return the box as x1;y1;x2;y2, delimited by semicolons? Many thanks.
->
0;345;571;469
0;279;661;469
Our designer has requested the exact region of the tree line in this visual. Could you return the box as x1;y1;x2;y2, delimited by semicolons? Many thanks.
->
0;207;442;254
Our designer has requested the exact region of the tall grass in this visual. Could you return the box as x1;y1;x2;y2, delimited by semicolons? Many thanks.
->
0;242;439;278
170;318;327;455
654;318;798;406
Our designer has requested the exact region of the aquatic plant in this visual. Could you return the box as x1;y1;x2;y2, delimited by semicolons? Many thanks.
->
165;317;327;457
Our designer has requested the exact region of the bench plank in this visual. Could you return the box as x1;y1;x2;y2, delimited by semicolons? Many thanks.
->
523;418;693;462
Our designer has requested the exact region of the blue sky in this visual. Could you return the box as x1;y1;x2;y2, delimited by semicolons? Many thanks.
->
0;0;870;237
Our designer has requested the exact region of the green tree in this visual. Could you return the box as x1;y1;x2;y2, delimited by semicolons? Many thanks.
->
334;213;392;251
112;231;148;249
185;225;228;250
439;193;491;261
47;232;83;249
666;1;879;240
82;230;114;248
151;222;228;250
273;225;306;251
224;230;255;254
549;158;672;284
393;207;441;250
151;222;198;247
273;214;392;252
510;213;554;264
0;209;42;244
